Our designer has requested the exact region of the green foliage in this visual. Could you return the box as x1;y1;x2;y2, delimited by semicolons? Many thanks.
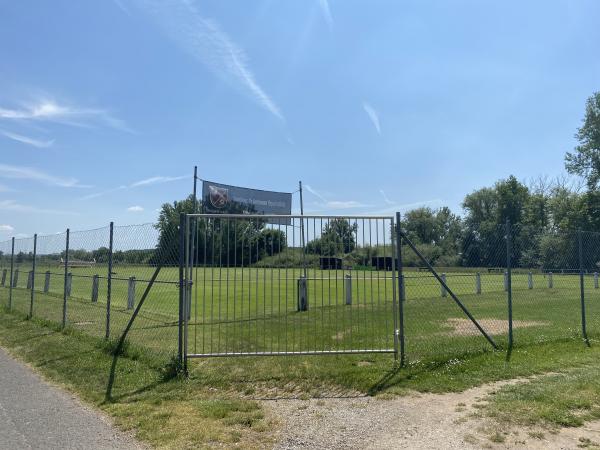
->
566;92;600;190
306;218;358;256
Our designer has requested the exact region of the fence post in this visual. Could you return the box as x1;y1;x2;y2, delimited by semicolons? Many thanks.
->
44;271;50;293
8;237;14;309
12;268;18;288
475;272;481;294
106;222;113;339
344;274;352;305
127;276;136;310
1;268;6;286
548;272;553;289
441;273;447;297
528;272;533;289
29;234;37;318
595;272;599;289
62;229;69;329
91;275;99;303
578;230;589;346
506;219;513;351
394;212;406;366
504;271;508;291
178;213;185;368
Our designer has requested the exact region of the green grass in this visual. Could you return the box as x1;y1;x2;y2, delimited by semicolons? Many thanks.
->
0;263;598;365
3;305;600;447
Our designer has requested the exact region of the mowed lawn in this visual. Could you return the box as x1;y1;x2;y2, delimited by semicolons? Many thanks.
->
0;263;598;364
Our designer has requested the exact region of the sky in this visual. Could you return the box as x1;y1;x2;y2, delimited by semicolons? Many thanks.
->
0;0;599;240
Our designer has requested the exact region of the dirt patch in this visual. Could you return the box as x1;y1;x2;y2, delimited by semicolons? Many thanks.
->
444;318;550;336
267;377;600;449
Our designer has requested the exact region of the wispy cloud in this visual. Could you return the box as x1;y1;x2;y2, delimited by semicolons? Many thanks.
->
0;129;54;148
0;99;130;132
81;174;187;200
304;185;370;210
0;164;91;188
0;200;78;215
0;224;14;232
127;205;144;212
130;175;187;187
363;102;381;135
379;189;394;205
126;0;284;121
318;0;333;31
367;199;444;215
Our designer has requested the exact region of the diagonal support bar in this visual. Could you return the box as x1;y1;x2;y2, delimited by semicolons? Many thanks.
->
399;230;499;350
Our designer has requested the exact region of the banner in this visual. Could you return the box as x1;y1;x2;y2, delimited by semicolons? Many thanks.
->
202;180;292;224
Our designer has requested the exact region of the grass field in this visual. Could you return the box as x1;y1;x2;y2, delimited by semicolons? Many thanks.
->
0;261;597;366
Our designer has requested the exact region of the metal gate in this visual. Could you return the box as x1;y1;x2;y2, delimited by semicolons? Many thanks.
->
182;214;401;360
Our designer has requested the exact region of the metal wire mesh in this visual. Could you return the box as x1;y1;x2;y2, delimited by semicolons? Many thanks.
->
185;215;399;357
1;217;598;366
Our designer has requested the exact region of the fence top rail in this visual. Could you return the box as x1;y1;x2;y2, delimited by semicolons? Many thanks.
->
186;213;395;220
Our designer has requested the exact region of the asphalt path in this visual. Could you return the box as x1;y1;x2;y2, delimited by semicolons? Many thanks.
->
0;346;142;450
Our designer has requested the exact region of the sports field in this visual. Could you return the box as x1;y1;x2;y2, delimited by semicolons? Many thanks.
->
1;261;597;364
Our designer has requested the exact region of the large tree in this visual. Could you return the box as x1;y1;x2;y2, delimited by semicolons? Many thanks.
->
565;92;600;189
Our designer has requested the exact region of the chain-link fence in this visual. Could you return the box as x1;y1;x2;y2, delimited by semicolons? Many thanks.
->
0;217;598;368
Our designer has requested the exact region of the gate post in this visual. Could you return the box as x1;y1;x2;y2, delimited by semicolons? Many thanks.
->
441;273;447;297
91;275;99;303
394;212;406;366
345;274;352;305
127;276;136;310
44;271;50;293
178;213;185;369
297;277;308;311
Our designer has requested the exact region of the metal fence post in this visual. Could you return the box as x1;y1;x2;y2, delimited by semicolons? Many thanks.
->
578;230;589;346
29;234;37;318
8;237;14;309
62;228;69;328
395;212;406;366
506;219;513;351
178;213;185;368
106;222;113;339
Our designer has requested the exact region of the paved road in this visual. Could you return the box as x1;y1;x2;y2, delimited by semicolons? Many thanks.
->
0;346;142;450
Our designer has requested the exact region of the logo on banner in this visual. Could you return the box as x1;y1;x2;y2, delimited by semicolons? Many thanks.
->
208;185;229;209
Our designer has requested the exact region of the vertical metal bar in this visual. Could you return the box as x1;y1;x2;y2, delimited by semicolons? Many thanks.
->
395;212;405;365
184;214;191;373
62;229;70;328
299;181;307;279
8;237;14;309
29;234;37;318
106;222;113;339
506;219;513;351
579;229;589;346
178;213;185;367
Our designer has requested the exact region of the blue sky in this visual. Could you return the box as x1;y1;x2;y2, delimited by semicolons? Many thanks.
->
0;0;598;239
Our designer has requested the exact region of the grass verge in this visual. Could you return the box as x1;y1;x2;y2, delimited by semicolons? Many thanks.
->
1;306;600;448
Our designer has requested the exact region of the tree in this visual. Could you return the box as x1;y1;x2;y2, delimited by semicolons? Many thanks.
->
307;218;358;256
565;92;600;189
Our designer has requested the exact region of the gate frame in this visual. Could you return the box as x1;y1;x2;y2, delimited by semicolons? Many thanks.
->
178;213;403;363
